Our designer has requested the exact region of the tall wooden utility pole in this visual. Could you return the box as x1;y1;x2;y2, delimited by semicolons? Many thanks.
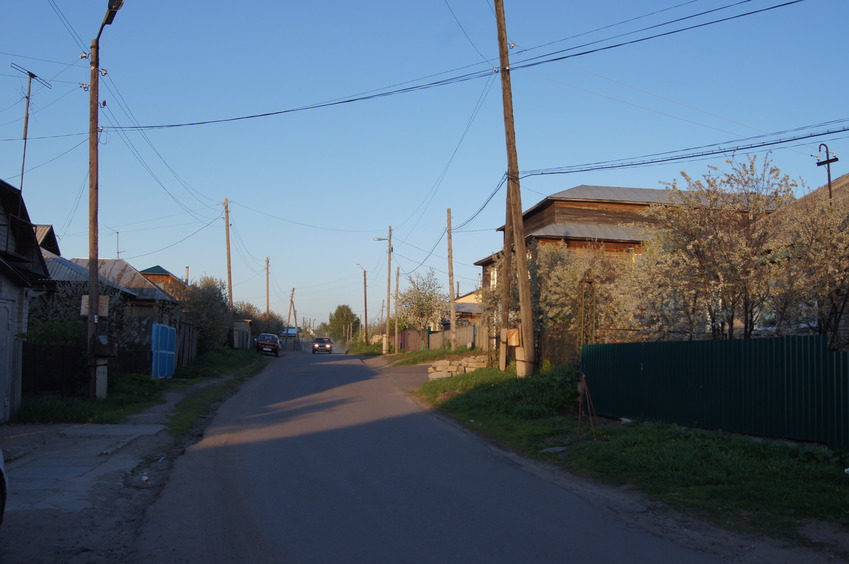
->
265;257;270;320
447;208;457;350
224;198;233;308
495;0;535;376
394;266;400;352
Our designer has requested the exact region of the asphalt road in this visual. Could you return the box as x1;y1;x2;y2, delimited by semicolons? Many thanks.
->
130;352;738;564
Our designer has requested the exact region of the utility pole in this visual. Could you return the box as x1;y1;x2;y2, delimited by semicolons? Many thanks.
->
265;257;270;321
447;208;457;350
357;264;368;344
87;0;124;401
495;0;535;376
385;226;392;354
395;266;400;352
11;63;51;193
224;198;233;308
817;143;839;200
287;288;295;329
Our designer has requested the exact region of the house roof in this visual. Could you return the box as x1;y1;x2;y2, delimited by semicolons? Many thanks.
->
497;185;670;234
530;222;644;242
0;179;49;284
141;265;177;277
547;185;671;204
456;302;482;315
34;225;61;256
70;258;175;302
42;250;135;295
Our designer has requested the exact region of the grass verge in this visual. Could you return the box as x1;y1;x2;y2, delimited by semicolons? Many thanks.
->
416;363;849;551
17;349;266;428
167;351;268;439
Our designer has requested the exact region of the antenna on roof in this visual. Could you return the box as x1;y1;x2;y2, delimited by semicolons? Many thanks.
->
11;63;52;196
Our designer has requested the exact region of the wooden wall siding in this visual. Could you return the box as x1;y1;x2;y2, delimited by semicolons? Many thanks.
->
554;201;650;226
536;238;640;255
523;199;653;235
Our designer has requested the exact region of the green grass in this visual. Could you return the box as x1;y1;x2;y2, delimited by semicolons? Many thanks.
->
17;348;265;427
167;354;268;438
17;372;167;424
347;342;384;355
416;363;849;548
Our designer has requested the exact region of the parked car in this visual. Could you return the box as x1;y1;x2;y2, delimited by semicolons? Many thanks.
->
312;337;333;354
0;447;7;526
255;333;280;357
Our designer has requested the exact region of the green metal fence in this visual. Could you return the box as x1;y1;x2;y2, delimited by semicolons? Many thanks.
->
581;335;849;451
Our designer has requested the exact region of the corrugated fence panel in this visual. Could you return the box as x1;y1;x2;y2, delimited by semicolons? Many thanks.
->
582;335;849;451
151;323;177;379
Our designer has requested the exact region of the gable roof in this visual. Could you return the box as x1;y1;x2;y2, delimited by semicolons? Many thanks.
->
519;185;670;220
70;258;175;302
548;185;671;204
34;224;61;256
41;249;135;295
0;179;49;284
530;222;643;242
141;265;177;276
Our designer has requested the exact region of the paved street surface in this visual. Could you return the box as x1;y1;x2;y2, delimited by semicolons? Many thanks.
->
0;352;840;563
133;353;729;564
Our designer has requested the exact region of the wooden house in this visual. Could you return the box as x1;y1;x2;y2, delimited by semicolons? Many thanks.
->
140;265;190;302
475;185;669;287
70;258;180;329
0;180;49;422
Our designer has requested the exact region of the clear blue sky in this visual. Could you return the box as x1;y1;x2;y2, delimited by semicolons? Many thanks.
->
2;0;846;328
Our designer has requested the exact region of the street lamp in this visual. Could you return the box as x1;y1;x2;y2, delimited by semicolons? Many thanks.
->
88;0;124;400
373;226;392;354
817;143;839;200
357;264;368;345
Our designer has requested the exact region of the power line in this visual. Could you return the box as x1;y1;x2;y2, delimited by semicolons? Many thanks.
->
521;121;849;178
102;1;804;134
512;1;805;72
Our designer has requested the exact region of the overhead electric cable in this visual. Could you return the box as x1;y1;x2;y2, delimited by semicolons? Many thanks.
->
512;1;805;72
521;122;849;177
443;0;490;62
123;213;221;260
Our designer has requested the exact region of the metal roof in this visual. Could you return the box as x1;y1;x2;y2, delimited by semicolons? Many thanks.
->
547;185;671;204
42;251;133;294
70;258;174;302
530;222;644;242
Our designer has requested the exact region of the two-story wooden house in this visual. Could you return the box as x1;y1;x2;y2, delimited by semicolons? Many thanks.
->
476;185;669;287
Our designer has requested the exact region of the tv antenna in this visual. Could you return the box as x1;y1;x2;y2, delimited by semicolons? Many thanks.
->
11;63;52;193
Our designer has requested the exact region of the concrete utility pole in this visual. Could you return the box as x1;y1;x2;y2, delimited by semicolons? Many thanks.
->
224;198;233;308
287;288;295;329
374;226;392;354
494;0;535;376
447;208;457;350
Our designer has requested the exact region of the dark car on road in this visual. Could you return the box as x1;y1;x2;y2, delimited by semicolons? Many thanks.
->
255;333;280;357
312;337;333;354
